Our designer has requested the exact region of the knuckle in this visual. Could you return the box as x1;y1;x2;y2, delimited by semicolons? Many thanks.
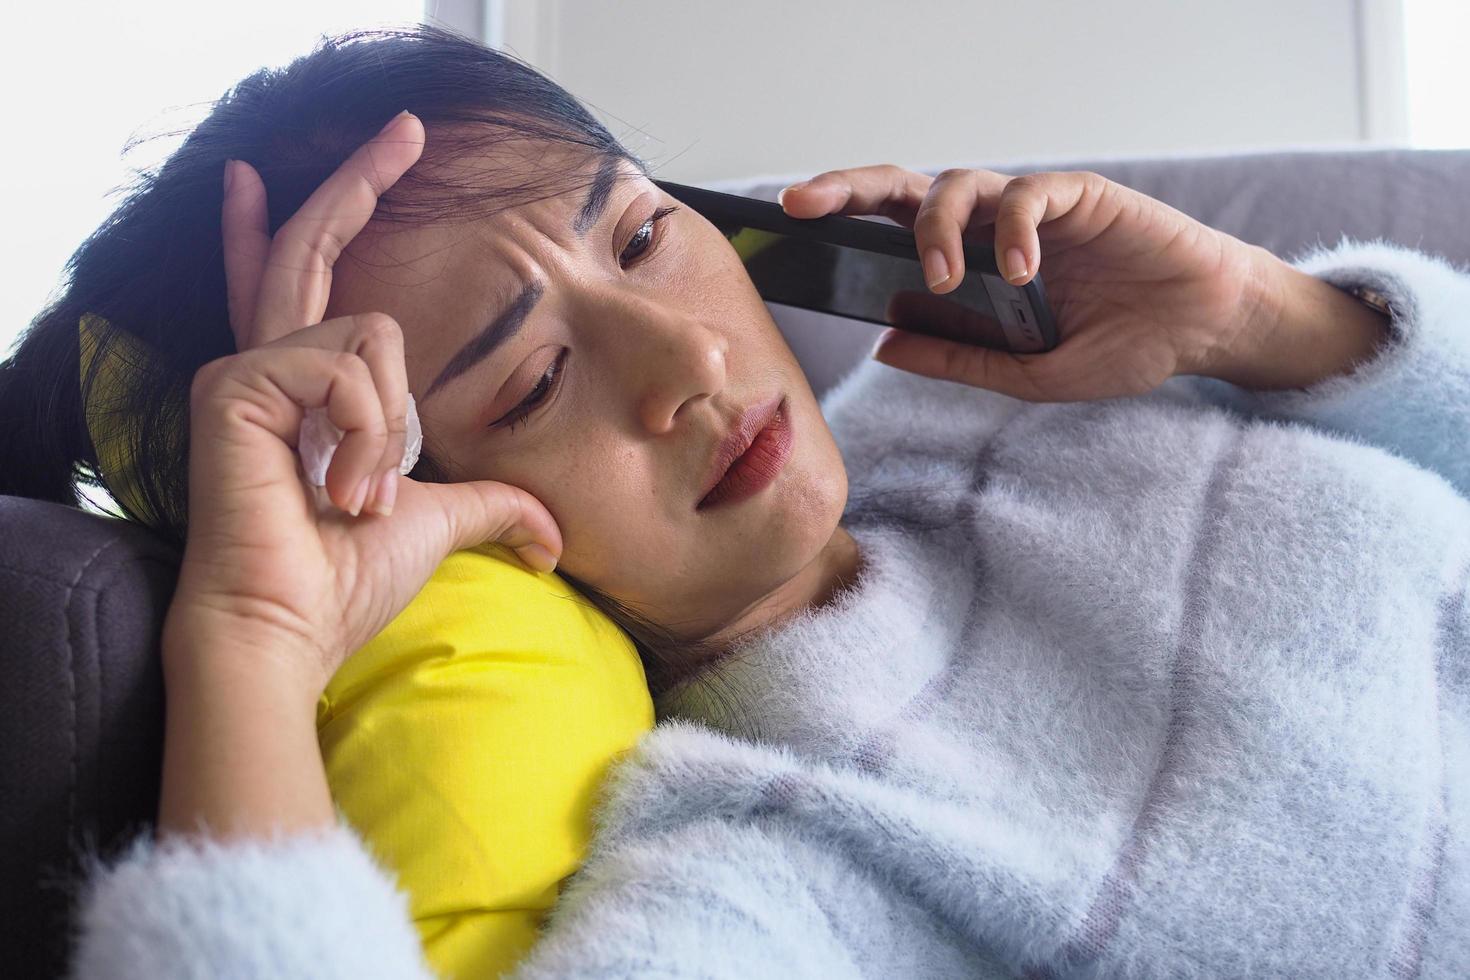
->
329;349;370;382
355;311;402;346
293;227;346;272
357;166;393;201
328;352;388;435
911;205;951;236
189;357;229;405
998;179;1036;215
933;167;971;184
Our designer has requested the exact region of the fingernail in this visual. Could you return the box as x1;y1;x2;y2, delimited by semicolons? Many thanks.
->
516;543;558;574
870;327;897;360
349;475;372;516
1006;247;1028;283
924;247;950;289
370;469;397;517
376;109;410;138
777;180;810;208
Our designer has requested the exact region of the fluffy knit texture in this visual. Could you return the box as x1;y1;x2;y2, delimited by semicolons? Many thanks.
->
66;237;1470;979
66;817;436;979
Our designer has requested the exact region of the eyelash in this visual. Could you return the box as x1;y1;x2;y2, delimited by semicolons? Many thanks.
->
492;205;679;434
496;348;568;434
621;205;679;267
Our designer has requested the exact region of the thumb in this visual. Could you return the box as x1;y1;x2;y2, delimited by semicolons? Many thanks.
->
417;478;564;574
871;327;1054;402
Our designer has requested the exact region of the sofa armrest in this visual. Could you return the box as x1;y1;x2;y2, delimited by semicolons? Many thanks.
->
0;495;180;979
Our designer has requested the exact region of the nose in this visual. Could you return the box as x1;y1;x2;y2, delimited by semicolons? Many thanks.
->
587;287;729;435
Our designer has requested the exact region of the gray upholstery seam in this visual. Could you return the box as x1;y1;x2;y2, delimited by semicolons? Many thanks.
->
57;535;137;842
0;550;179;589
64;534;130;591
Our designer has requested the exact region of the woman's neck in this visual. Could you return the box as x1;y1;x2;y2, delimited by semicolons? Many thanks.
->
706;522;862;648
652;524;862;699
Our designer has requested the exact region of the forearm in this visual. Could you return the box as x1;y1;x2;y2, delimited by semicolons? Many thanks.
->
1202;249;1393;392
158;626;335;842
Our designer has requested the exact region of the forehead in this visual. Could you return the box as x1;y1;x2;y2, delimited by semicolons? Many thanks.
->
326;134;646;384
355;133;645;267
404;126;643;225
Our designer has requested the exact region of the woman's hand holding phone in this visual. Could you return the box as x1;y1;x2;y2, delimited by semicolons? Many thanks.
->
167;111;563;705
778;165;1295;402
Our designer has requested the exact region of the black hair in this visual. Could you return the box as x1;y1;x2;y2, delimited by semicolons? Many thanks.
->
0;23;745;698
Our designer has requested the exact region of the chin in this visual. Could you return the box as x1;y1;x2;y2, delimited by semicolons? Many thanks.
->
768;430;848;554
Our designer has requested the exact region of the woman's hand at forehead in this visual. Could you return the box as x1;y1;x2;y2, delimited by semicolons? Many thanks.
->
779;165;1307;402
166;110;563;701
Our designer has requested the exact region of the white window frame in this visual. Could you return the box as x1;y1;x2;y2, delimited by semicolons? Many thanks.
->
423;1;559;73
1356;0;1410;144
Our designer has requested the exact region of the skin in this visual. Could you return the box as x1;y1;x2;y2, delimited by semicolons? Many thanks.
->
323;135;861;648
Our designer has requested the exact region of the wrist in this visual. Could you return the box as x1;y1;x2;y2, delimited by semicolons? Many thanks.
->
162;603;331;710
1200;250;1392;391
158;623;335;843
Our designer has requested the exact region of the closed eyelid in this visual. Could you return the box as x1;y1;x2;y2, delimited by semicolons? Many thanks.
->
425;280;543;402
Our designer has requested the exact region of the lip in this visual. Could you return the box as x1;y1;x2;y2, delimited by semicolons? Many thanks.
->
696;394;793;511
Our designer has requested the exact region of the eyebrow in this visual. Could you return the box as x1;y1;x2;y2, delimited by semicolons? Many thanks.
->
574;155;622;235
424;280;543;401
423;155;628;403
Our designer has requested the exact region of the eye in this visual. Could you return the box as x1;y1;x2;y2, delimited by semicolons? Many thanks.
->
620;205;679;268
490;348;568;434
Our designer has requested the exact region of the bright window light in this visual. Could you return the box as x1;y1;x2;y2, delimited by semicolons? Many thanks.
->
3;1;425;362
1403;0;1470;148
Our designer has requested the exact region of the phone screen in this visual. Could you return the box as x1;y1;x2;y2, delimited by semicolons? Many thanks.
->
653;180;1058;354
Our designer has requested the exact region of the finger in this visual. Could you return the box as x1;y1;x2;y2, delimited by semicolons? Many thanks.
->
258;312;410;516
250;110;425;346
204;346;389;516
911;169;1009;294
348;314;409;516
777;164;936;225
975;171;1104;287
419;479;565;573
221;159;271;350
870;326;1061;402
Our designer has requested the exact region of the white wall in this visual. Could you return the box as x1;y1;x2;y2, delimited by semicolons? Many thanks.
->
489;0;1402;183
3;0;424;359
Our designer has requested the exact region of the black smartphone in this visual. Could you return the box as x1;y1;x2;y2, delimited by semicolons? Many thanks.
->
653;179;1059;354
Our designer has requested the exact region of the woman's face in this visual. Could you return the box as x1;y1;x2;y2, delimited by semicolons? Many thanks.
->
324;136;850;642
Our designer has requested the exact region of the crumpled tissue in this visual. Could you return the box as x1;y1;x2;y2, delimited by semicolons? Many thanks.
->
298;393;422;487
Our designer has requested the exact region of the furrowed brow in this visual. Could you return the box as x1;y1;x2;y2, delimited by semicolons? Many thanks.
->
422;156;632;403
572;154;623;237
424;280;544;402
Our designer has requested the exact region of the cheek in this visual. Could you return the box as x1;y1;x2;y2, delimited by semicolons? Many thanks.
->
486;437;670;570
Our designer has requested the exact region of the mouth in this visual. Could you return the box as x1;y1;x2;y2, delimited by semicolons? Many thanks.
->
696;394;794;511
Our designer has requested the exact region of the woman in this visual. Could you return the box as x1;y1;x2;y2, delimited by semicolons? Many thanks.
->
12;25;1464;980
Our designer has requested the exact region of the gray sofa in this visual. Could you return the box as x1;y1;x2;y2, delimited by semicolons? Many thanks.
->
4;146;1468;978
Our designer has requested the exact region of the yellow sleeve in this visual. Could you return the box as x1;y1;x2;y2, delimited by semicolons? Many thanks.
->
317;545;654;979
